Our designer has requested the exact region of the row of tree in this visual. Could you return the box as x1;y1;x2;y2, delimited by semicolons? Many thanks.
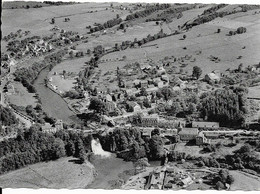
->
89;18;123;33
0;105;18;126
125;4;171;21
14;50;67;92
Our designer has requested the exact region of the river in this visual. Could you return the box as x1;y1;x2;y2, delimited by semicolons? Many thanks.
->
33;67;78;123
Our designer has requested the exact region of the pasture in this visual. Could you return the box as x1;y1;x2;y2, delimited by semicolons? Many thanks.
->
0;157;94;189
100;8;260;76
1;2;131;36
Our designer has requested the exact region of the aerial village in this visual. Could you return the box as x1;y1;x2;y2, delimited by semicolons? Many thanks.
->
1;1;260;191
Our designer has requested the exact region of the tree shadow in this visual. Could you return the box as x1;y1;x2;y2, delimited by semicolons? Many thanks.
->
68;159;83;164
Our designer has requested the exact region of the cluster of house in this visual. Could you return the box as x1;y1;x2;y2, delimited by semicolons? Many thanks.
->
119;62;170;91
145;165;197;190
139;115;226;145
22;39;54;57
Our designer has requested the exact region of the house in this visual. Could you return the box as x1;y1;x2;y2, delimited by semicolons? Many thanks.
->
140;80;148;88
178;176;193;187
41;123;57;133
106;101;117;113
142;128;154;138
192;121;219;129
196;131;210;145
141;114;159;127
127;101;141;112
163;128;178;136
133;79;141;87
161;74;169;82
54;120;63;130
205;72;220;83
140;63;151;70
179;128;199;141
158;119;176;128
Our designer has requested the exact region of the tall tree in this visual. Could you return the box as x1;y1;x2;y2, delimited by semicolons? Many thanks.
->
192;66;202;80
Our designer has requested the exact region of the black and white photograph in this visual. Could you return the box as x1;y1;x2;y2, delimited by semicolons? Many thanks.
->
0;0;260;192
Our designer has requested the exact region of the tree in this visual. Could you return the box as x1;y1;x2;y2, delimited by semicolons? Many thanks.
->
216;181;225;190
192;66;202;80
52;138;66;159
134;158;150;173
88;98;106;114
149;135;164;160
143;98;151;108
187;103;197;114
140;87;147;96
161;87;173;101
65;140;75;156
226;175;234;184
238;63;243;72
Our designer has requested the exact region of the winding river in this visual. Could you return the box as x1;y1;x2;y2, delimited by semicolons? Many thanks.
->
33;67;78;123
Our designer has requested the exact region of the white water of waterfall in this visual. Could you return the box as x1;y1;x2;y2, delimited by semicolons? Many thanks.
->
91;139;111;158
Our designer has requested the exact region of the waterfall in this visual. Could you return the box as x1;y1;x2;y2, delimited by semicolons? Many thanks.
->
91;138;111;158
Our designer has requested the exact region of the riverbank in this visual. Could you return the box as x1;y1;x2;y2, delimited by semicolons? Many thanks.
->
0;157;95;189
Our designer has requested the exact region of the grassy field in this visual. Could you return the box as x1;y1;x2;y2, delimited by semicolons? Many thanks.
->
0;157;94;189
229;170;260;191
100;8;260;76
7;81;38;107
77;21;162;51
1;2;131;37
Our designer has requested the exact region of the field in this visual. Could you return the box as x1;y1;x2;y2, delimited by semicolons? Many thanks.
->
229;170;260;190
0;157;94;189
1;2;131;37
101;8;260;76
77;21;163;51
173;140;244;157
7;81;38;107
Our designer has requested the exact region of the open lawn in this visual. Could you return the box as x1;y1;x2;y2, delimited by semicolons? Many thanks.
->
7;81;38;107
230;170;260;191
0;157;94;189
48;56;90;92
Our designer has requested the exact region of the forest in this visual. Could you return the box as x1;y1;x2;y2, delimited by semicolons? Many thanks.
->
0;126;92;175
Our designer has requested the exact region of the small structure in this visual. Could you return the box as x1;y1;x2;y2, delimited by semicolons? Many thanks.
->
179;128;199;141
205;72;220;83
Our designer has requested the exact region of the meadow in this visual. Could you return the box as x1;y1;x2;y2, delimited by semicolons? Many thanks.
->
0;157;94;189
